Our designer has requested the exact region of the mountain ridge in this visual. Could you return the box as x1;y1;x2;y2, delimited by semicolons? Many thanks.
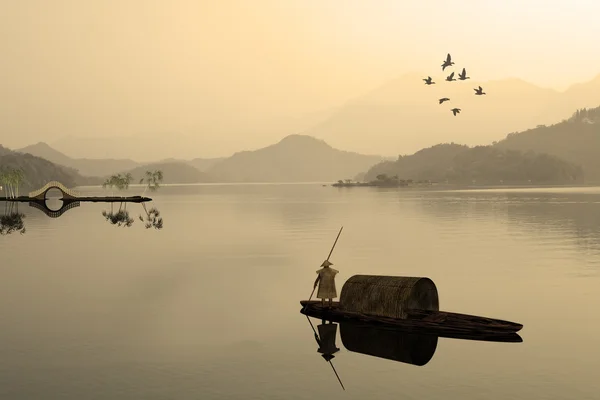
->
0;145;102;190
15;134;390;183
19;72;600;160
206;134;387;182
301;72;600;156
494;105;600;182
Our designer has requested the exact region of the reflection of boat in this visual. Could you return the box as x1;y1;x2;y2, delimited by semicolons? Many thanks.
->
301;275;523;336
340;322;438;366
306;318;521;372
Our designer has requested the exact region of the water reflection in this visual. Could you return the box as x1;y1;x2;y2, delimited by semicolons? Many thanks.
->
340;322;438;366
306;316;345;390
102;202;135;227
29;200;80;218
1;199;164;234
0;202;26;235
102;202;163;229
138;202;164;230
305;315;522;390
417;191;600;258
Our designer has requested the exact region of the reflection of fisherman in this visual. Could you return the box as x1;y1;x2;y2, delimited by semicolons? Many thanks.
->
317;321;340;361
305;315;346;390
314;260;339;308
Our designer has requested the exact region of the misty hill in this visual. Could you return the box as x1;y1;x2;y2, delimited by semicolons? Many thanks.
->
206;134;386;182
494;106;600;182
303;72;600;156
364;143;583;185
0;145;11;157
120;162;213;184
0;145;101;190
187;157;226;172
17;142;140;177
158;157;225;172
538;75;600;121
46;106;333;161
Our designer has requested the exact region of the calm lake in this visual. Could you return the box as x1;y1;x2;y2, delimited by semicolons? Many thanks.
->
1;183;600;399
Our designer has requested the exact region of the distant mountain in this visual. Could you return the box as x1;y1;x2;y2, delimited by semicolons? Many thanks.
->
17;142;73;167
46;106;337;161
17;142;140;177
159;157;226;172
302;72;600;156
539;75;600;121
363;143;583;185
0;145;101;190
494;105;600;182
206;134;386;182
187;157;226;172
120;162;213;184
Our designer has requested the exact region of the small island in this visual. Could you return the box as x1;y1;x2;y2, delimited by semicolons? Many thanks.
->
332;174;433;188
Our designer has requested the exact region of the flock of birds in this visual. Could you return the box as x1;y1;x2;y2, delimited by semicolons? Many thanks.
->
423;53;486;116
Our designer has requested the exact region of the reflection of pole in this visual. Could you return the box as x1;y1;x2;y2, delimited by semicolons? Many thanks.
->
305;316;345;391
328;361;345;391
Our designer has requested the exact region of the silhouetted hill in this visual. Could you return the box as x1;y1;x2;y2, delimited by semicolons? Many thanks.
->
17;142;73;166
365;143;470;182
17;142;140;177
0;145;101;190
303;73;600;156
206;134;386;182
494;106;600;182
364;143;583;185
121;162;213;184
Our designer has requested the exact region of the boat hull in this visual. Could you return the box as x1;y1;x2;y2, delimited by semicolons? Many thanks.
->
300;301;523;339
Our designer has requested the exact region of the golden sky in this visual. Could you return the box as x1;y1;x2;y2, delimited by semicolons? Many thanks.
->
2;0;600;158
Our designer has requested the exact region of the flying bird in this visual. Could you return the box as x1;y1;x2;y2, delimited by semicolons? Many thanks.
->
451;108;461;116
445;72;456;82
458;68;470;80
441;53;454;71
423;76;435;85
439;97;450;104
474;86;486;95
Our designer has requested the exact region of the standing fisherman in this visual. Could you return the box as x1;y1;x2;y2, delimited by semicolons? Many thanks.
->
314;260;339;308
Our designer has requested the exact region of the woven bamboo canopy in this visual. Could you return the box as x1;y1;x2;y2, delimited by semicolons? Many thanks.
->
340;323;438;366
339;275;439;319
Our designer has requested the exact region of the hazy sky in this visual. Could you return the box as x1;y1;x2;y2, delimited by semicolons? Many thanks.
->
2;0;600;158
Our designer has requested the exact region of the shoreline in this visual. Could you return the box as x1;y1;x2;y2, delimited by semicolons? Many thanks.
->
331;182;594;190
0;196;152;203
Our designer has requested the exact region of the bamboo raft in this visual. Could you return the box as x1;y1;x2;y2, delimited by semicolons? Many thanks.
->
301;275;523;337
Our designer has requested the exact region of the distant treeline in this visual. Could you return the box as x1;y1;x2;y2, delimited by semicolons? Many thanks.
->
364;144;583;185
495;106;600;182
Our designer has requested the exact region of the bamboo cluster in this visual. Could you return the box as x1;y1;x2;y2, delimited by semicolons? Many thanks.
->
0;167;25;198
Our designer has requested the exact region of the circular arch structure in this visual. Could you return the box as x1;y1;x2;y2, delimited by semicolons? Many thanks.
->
28;181;80;200
28;200;81;218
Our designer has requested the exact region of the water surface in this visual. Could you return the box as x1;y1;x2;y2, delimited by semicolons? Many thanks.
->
1;184;599;399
